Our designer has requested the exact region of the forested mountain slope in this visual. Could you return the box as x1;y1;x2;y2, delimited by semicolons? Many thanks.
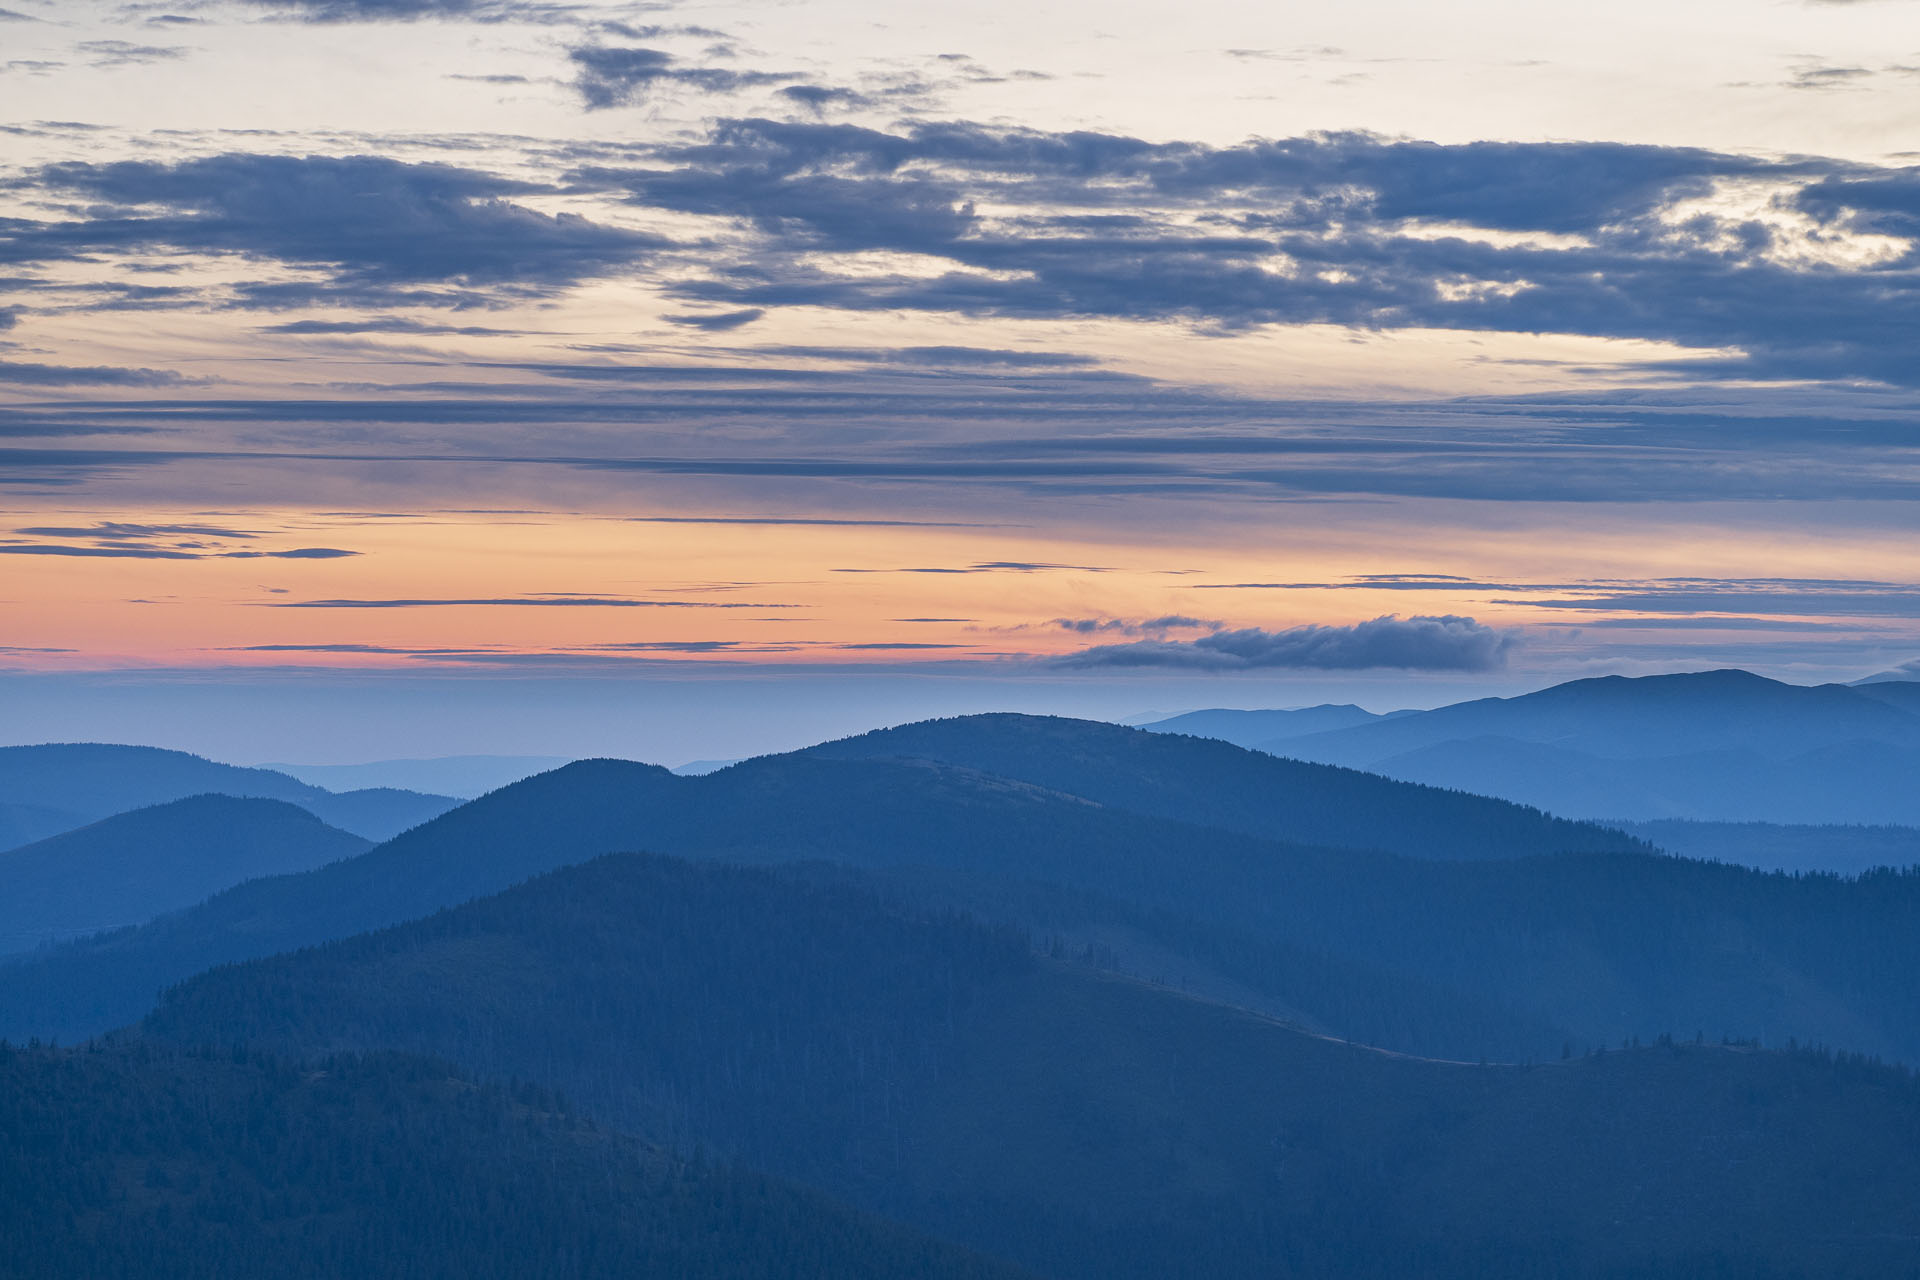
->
804;713;1643;861
143;852;1920;1280
0;1040;1027;1280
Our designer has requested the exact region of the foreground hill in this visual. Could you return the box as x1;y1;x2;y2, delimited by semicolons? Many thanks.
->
12;722;1920;1066
144;852;1920;1280
0;1041;1024;1280
0;744;459;844
0;796;370;954
804;713;1643;861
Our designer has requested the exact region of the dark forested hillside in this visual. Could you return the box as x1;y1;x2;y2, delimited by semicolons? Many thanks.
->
142;852;1920;1280
0;1040;1027;1280
0;796;369;954
804;713;1643;860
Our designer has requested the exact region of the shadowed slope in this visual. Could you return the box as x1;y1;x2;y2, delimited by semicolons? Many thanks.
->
0;1040;1028;1280
144;851;1920;1280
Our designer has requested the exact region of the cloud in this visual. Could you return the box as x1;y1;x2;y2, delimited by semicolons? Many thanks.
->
568;46;790;110
1051;615;1218;635
1191;572;1920;618
627;515;994;527
76;41;188;69
838;642;968;650
0;520;360;559
235;0;580;21
558;116;1920;385
663;308;764;331
1054;613;1517;670
0;543;202;559
20;116;1920;382
16;521;261;539
227;640;787;657
223;547;360;559
268;595;799;608
778;84;871;112
1494;579;1920;618
751;344;1102;369
834;561;1112;574
0;541;358;560
9;375;1920;508
17;153;666;306
1785;63;1876;90
0;360;186;387
261;316;525;336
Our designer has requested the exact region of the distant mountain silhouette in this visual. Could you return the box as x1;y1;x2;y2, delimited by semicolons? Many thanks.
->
672;757;740;776
0;796;369;954
143;851;1920;1280
1619;819;1920;876
1155;671;1920;825
1852;678;1920;714
805;713;1641;861
0;744;460;844
1;1041;1022;1280
1138;704;1387;749
1362;735;1920;825
1274;670;1920;765
0;801;83;852
262;754;572;799
300;786;463;841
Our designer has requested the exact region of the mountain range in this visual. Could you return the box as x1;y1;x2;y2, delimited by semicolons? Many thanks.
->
12;674;1920;1277
1146;670;1920;827
10;711;1920;1068
0;743;461;846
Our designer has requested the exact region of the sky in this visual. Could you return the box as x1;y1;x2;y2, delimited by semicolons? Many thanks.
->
4;0;1920;763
